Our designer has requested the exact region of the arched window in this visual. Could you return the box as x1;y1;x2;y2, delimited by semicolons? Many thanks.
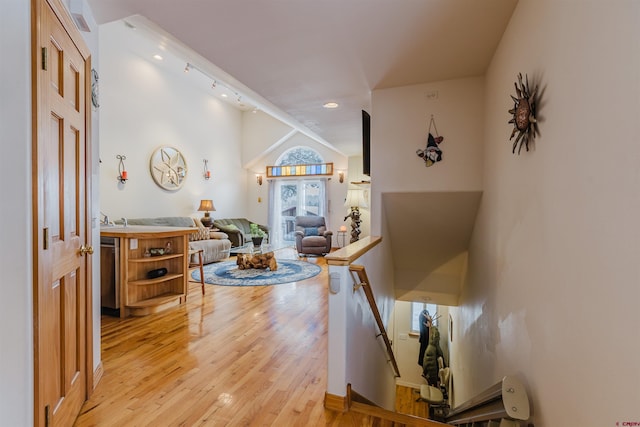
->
275;146;323;166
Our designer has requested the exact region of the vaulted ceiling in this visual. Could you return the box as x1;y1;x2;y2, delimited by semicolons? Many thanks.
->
87;0;517;305
87;0;518;156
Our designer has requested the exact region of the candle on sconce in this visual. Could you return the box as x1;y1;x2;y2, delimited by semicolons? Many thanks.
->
121;170;128;180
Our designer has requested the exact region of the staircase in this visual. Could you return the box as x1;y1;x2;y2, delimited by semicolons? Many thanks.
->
324;384;450;427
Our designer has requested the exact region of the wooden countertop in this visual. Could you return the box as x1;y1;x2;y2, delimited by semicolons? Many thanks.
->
100;225;194;238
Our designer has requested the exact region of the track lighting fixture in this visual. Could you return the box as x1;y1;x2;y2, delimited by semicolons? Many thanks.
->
179;62;257;111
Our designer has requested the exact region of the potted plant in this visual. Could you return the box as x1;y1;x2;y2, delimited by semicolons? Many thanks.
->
250;223;266;247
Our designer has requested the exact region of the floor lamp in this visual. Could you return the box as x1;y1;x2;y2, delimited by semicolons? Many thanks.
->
344;189;368;243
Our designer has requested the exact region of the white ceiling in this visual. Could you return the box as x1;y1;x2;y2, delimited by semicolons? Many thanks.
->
87;0;518;156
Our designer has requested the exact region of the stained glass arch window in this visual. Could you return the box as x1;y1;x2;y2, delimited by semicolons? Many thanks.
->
276;147;323;166
268;147;331;178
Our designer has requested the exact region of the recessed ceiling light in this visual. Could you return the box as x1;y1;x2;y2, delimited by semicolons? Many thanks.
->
323;102;339;109
221;93;228;98
153;54;163;61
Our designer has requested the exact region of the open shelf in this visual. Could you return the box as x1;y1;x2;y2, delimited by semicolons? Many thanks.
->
126;292;183;308
129;253;184;263
128;273;183;286
100;226;192;318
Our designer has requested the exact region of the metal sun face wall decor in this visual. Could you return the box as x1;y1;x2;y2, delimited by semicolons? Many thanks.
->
416;115;445;167
508;73;538;154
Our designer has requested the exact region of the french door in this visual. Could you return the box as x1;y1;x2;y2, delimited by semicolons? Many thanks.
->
271;179;325;246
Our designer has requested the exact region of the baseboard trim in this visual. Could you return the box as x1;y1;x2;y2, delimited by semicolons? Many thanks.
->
93;361;104;389
324;392;347;412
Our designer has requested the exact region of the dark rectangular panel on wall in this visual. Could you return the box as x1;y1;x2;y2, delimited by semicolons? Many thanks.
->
362;110;370;176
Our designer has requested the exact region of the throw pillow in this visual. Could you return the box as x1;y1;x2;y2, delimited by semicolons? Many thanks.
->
304;227;319;236
189;226;210;241
210;231;229;240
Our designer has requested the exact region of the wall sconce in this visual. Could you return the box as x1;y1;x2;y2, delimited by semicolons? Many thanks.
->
116;154;128;183
256;174;263;186
338;171;345;183
203;159;211;180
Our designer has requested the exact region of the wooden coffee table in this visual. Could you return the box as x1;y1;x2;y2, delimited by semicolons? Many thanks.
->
236;251;277;270
234;243;287;270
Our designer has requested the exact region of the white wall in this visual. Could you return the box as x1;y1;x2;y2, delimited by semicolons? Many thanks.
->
371;76;484;208
450;1;640;426
98;20;246;220
327;237;398;410
241;109;295;167
0;2;33;425
369;75;485;404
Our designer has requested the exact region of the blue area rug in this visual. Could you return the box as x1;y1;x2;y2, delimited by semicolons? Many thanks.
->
191;259;322;286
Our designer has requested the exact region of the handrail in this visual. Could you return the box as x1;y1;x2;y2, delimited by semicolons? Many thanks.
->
349;264;401;378
325;235;382;266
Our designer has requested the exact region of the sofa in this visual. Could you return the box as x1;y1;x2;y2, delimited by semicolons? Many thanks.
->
114;217;231;264
294;215;332;256
212;218;269;248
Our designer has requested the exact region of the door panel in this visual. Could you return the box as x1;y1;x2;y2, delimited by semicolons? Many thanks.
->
34;0;91;425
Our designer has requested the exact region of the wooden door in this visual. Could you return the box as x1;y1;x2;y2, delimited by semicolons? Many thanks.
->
33;0;93;425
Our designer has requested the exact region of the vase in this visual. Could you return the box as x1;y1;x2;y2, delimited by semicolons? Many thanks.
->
251;237;263;247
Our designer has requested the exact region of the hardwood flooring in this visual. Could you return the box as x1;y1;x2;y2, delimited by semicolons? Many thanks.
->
75;250;429;426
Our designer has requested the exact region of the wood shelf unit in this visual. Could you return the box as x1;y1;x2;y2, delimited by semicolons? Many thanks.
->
101;226;194;318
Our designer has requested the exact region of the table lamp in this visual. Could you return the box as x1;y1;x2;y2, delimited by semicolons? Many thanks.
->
198;199;216;228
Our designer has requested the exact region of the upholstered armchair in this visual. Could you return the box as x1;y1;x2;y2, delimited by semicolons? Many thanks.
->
294;216;333;256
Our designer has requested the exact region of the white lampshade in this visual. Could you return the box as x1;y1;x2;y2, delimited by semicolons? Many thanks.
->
344;189;368;209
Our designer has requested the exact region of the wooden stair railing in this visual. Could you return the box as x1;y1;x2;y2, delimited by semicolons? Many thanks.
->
345;384;450;427
349;264;401;378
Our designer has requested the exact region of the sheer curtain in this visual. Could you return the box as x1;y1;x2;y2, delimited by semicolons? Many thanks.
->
267;180;279;245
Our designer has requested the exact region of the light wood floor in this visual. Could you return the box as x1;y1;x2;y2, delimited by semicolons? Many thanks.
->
75;249;428;426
